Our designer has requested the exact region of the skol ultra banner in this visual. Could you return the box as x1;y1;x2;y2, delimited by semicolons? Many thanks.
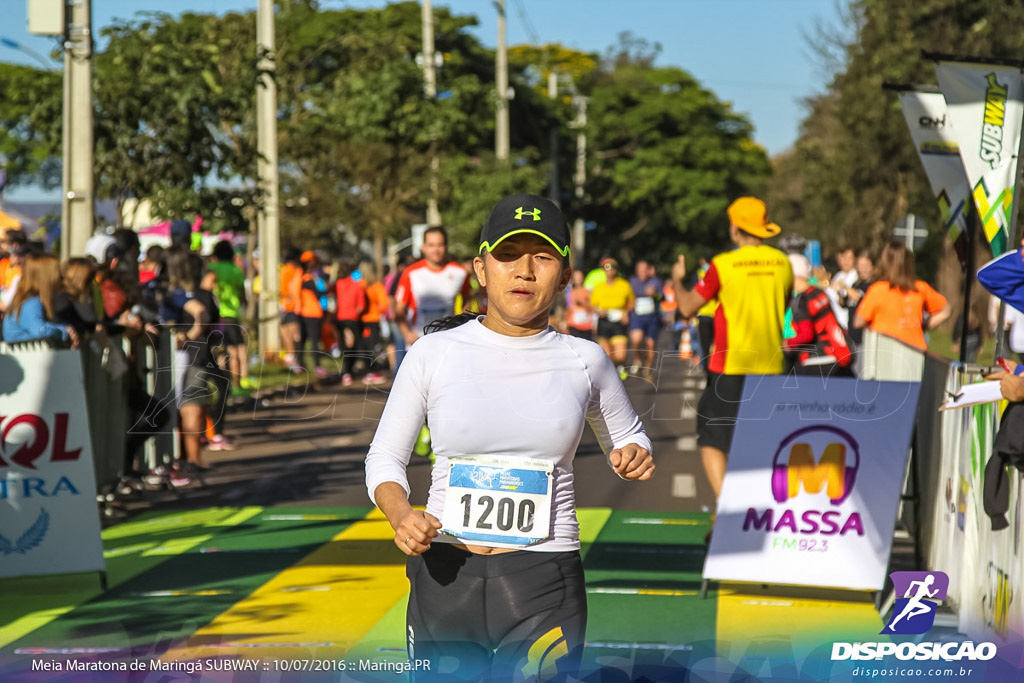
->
703;375;920;591
935;61;1024;256
897;90;973;267
0;347;104;578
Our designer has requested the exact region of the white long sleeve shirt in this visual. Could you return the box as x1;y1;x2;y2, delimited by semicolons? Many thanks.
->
365;318;651;552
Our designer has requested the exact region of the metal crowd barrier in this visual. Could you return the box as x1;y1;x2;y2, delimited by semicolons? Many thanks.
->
79;335;130;489
1;328;184;515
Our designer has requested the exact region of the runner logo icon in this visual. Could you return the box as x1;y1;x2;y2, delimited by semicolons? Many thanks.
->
881;570;949;634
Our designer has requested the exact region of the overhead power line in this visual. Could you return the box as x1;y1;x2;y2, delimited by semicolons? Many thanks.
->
512;0;540;44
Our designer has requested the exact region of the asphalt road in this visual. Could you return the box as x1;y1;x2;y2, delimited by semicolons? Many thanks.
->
114;339;716;520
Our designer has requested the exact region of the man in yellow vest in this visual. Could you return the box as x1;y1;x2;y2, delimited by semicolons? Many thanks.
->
671;197;792;522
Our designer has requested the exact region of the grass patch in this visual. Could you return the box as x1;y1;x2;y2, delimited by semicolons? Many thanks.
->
927;328;996;365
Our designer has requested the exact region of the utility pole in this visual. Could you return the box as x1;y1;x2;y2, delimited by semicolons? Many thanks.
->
571;95;587;268
61;0;94;260
548;70;559;204
421;0;441;226
495;0;509;161
257;0;281;359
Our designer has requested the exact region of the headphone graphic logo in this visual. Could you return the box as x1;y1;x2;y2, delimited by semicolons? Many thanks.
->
770;425;860;505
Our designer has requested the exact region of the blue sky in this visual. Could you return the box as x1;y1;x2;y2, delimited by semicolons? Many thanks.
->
2;0;847;201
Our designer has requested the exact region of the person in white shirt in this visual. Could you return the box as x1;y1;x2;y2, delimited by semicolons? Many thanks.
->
826;246;859;330
365;193;654;681
393;226;471;346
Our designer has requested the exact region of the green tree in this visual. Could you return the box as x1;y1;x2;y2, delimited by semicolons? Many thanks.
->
94;11;261;223
582;35;772;266
0;63;62;190
274;1;498;265
770;0;1024;266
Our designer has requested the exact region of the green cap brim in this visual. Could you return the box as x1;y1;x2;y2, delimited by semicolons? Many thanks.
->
479;229;571;257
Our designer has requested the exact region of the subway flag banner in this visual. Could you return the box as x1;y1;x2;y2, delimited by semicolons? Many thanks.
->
935;61;1024;257
703;376;920;592
897;90;973;268
0;347;104;578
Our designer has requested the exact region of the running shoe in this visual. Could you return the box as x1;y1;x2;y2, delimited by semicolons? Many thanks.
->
617;365;628;381
289;365;305;374
240;377;258;390
362;372;387;385
208;435;236;451
315;366;329;379
168;472;192;487
144;466;169;487
342;373;354;387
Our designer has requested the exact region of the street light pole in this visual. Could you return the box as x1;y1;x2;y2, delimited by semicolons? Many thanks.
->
0;37;55;70
421;0;441;226
257;0;281;360
494;0;509;161
548;70;559;204
61;0;94;260
571;95;587;269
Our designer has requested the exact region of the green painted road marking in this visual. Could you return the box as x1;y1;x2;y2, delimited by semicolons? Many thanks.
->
1;507;368;656
0;507;263;649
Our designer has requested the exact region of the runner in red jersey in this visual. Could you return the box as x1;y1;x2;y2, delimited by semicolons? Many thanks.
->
394;226;471;347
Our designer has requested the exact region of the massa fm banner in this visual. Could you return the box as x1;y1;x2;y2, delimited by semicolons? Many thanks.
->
896;89;973;268
934;60;1024;257
703;376;920;592
0;347;104;579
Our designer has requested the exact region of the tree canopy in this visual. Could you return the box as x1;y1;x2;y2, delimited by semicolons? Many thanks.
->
766;0;1024;272
0;1;773;273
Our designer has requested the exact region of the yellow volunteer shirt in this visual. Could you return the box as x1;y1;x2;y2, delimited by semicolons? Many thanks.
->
693;245;792;375
590;277;634;312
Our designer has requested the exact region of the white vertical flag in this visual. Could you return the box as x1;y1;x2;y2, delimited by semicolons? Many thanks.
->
935;61;1024;256
897;90;972;266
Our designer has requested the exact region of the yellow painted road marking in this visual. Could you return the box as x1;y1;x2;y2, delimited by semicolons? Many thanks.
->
716;582;884;663
165;508;407;660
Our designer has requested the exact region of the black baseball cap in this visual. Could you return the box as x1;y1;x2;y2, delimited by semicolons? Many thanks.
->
479;193;571;258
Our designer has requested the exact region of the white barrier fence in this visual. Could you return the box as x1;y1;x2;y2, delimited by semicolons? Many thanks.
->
927;363;1023;651
0;344;104;579
0;332;180;580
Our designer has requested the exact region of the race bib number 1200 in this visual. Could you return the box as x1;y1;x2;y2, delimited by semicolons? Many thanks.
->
441;455;553;546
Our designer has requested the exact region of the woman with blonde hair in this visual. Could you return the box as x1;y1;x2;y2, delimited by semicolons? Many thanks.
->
2;253;78;347
853;241;950;351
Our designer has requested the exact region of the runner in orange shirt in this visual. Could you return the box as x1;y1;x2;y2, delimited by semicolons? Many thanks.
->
360;266;390;385
852;241;950;351
279;248;303;370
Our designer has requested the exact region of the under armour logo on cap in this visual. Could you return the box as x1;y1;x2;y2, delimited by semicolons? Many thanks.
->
514;207;542;221
480;193;571;257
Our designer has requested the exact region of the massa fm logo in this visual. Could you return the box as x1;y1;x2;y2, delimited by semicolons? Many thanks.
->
772;425;860;505
744;425;864;537
514;207;541;221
